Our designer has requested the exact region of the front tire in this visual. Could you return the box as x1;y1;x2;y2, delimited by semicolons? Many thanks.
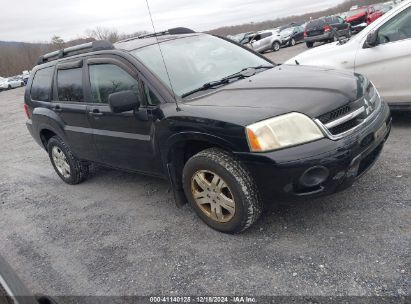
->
47;136;89;185
290;38;296;46
182;148;262;233
272;41;281;52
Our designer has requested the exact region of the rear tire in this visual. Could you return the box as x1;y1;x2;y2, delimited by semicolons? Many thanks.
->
346;29;352;38
272;41;281;52
306;41;314;48
290;38;296;46
182;148;262;233
47;136;89;185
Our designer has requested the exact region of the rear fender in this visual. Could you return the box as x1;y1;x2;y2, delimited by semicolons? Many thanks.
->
32;107;67;147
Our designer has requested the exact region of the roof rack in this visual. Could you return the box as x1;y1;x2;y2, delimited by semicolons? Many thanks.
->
37;40;114;65
137;27;196;39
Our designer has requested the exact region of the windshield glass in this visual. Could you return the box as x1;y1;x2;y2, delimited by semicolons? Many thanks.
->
130;35;271;97
280;28;294;37
346;8;367;17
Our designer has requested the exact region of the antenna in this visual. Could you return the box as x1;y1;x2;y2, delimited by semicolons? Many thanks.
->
144;0;180;110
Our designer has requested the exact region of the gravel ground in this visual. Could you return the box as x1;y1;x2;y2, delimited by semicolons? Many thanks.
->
0;45;410;299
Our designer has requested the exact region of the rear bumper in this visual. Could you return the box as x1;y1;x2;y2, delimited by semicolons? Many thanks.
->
305;32;332;42
235;101;391;202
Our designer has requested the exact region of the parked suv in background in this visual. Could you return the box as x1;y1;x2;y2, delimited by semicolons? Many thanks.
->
25;28;391;233
304;16;351;48
247;30;282;52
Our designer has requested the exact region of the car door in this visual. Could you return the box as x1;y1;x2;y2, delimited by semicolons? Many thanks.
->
249;34;262;50
355;6;411;104
259;32;274;51
85;57;162;174
51;59;96;160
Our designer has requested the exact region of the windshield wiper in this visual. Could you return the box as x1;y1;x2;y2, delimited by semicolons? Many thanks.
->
181;65;273;98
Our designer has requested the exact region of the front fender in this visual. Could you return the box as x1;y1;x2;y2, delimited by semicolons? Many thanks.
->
164;131;236;162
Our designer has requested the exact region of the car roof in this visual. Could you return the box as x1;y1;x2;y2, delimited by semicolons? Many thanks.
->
114;33;203;51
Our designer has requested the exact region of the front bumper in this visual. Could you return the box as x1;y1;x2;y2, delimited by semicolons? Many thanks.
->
235;101;391;202
281;38;291;46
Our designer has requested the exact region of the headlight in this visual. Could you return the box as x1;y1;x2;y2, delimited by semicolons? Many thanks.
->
245;112;324;152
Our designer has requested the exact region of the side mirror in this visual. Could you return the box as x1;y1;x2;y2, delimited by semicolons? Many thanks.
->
108;90;140;113
364;31;378;48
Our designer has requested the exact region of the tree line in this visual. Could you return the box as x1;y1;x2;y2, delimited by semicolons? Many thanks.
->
207;0;383;36
0;0;385;77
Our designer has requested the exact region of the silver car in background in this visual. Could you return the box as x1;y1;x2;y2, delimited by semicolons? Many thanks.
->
247;30;282;53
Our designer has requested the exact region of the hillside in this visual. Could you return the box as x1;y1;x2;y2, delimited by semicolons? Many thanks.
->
207;0;384;36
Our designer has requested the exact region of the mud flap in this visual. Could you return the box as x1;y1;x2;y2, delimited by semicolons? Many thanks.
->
167;162;188;207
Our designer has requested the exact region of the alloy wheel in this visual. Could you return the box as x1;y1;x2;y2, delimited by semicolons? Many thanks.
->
191;170;235;223
52;146;71;178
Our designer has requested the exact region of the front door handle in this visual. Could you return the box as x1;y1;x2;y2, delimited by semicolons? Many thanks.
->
89;109;104;117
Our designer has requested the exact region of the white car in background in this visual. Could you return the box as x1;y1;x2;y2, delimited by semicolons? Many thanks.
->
247;30;282;53
0;77;25;91
286;0;411;110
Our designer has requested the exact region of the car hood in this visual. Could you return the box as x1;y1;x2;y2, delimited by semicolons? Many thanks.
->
183;65;364;123
345;11;367;22
285;41;343;64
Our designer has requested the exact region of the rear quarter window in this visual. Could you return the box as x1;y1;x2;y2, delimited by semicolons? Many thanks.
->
30;67;54;101
57;68;84;102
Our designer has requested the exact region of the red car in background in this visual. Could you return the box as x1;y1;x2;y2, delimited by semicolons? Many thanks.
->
345;6;383;32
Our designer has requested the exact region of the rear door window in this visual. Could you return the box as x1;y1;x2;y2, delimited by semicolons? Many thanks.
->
30;67;54;101
57;68;84;102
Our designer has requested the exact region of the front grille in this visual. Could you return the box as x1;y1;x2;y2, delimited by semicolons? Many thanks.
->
318;104;351;124
316;82;381;138
329;117;359;135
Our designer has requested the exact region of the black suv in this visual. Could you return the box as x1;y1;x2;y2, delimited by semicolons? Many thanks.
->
304;16;352;48
25;28;391;233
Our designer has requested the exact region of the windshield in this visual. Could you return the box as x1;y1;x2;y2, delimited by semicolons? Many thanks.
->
346;8;367;17
130;35;271;97
280;28;294;37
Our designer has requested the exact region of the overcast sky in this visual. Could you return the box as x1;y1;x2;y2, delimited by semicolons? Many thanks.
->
0;0;344;42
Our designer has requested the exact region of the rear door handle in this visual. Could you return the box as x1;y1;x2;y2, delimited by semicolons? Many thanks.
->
89;109;104;116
